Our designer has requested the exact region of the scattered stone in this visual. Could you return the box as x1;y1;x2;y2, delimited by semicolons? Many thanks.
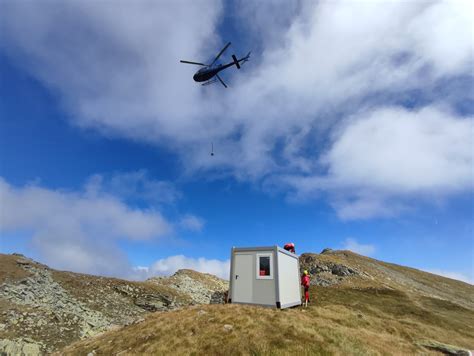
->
0;338;43;356
0;263;111;339
223;324;233;332
418;340;471;356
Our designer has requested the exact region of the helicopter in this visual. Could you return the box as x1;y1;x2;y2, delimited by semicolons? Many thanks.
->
180;42;250;88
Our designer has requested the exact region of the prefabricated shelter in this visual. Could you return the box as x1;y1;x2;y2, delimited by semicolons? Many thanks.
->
229;246;301;309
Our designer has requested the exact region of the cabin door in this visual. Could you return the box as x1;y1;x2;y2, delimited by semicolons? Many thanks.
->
233;253;253;303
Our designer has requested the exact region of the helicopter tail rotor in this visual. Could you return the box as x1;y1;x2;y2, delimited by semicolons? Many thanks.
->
232;55;241;69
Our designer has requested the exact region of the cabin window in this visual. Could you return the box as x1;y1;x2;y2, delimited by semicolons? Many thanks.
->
256;253;273;279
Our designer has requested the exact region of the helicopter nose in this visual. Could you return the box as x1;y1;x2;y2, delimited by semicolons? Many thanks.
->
193;73;199;81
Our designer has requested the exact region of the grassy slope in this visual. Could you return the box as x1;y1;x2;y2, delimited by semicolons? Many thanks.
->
59;287;474;355
301;251;474;309
61;251;474;355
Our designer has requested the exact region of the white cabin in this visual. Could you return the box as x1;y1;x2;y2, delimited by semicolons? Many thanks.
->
229;246;301;309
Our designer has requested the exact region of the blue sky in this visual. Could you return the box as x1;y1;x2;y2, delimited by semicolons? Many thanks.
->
0;0;473;282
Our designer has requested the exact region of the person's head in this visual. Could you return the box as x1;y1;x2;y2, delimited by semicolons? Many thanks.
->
303;270;308;275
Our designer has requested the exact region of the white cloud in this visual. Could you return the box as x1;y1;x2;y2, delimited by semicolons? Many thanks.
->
424;269;473;285
0;0;224;143
283;106;473;219
1;0;472;219
0;176;181;277
137;255;230;280
341;238;375;257
324;107;473;194
86;170;181;205
179;215;205;232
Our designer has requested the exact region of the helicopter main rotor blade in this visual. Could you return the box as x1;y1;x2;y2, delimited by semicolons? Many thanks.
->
216;74;227;88
180;60;206;66
210;42;231;66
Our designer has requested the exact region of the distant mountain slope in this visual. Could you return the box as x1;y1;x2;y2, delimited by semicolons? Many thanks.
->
300;249;473;310
0;253;227;354
60;249;474;355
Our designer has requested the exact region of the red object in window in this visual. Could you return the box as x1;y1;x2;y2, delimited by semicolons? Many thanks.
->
260;270;267;276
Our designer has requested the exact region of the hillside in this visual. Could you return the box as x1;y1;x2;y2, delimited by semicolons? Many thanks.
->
300;249;474;310
0;253;227;354
1;251;473;355
61;249;474;355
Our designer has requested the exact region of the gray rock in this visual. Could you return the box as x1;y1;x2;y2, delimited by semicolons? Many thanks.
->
0;260;111;339
331;264;357;277
210;290;227;304
148;271;229;305
223;324;233;332
300;254;362;286
0;338;43;356
134;295;170;312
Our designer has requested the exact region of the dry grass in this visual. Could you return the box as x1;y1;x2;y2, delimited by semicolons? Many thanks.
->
302;251;474;310
59;285;474;355
0;254;32;284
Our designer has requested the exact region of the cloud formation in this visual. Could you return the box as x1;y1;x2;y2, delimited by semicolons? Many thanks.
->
0;175;205;277
1;0;472;219
86;170;181;205
137;255;230;280
341;238;376;257
179;215;205;232
283;106;473;219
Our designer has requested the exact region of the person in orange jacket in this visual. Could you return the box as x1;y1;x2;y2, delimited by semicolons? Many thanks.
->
301;270;310;307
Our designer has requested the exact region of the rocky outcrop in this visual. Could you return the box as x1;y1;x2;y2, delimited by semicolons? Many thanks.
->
0;254;230;354
148;269;229;305
113;284;178;311
299;253;363;286
0;256;121;354
0;257;111;339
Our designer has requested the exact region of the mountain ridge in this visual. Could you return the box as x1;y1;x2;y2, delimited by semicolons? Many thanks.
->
1;250;473;355
0;253;227;354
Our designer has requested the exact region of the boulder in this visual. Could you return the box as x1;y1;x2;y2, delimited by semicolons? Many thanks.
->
0;338;43;356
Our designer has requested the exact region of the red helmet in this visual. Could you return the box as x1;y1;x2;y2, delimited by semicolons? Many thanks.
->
284;243;295;252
